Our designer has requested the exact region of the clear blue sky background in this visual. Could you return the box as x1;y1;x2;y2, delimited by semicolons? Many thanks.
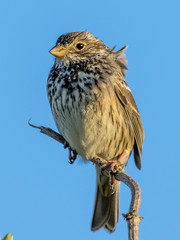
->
0;0;180;239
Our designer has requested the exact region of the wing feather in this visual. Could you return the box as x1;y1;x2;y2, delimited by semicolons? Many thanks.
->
114;73;144;169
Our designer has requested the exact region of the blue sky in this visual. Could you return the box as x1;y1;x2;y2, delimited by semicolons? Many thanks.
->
0;0;180;239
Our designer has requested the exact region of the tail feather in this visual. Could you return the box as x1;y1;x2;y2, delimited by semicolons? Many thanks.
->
91;169;120;232
105;186;119;232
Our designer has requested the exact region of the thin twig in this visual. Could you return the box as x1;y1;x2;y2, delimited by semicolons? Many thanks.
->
28;121;65;144
29;121;142;240
118;172;142;240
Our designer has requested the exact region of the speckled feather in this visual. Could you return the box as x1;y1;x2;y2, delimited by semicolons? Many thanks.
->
47;31;144;232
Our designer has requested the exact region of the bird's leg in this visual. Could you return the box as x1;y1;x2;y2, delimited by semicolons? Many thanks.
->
101;150;130;173
63;140;77;164
63;140;69;149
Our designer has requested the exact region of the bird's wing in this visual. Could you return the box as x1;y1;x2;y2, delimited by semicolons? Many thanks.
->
113;73;144;169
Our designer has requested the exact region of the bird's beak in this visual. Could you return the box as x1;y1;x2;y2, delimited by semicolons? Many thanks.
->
49;45;69;57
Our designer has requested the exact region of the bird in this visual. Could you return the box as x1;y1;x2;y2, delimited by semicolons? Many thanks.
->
47;31;144;232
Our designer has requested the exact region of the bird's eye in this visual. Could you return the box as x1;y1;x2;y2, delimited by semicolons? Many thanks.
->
76;43;84;50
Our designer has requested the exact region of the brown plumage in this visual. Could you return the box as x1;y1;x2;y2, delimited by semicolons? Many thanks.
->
47;31;144;232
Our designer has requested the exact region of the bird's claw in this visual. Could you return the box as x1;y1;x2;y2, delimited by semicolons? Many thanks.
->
68;147;77;164
101;161;123;174
63;140;77;164
101;150;129;174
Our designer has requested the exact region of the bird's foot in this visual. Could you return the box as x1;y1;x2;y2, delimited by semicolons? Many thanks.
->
63;140;77;164
92;152;128;187
101;150;130;174
68;148;77;164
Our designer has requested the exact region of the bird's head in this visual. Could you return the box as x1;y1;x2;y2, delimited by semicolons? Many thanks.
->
49;31;111;63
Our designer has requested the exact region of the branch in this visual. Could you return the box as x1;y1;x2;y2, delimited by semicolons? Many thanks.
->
29;121;142;240
119;172;142;240
28;121;66;144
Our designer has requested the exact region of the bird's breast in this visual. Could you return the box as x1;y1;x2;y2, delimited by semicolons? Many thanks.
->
47;63;134;161
47;65;102;157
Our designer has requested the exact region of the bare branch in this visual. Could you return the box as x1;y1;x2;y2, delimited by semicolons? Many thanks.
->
28;121;65;144
119;172;143;240
29;121;143;240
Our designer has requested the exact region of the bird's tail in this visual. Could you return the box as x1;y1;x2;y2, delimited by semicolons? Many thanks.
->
91;167;120;232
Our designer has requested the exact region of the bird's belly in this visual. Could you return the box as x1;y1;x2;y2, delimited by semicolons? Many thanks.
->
51;92;133;161
53;99;104;159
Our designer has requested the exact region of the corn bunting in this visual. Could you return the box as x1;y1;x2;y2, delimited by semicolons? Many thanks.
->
47;31;144;232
